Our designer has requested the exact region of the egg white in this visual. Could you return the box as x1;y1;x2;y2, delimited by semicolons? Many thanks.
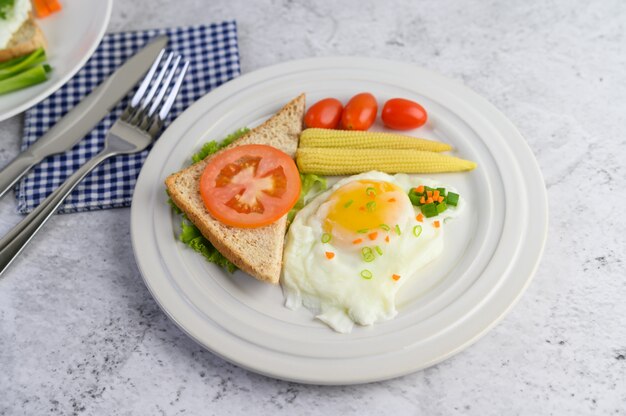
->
282;171;464;333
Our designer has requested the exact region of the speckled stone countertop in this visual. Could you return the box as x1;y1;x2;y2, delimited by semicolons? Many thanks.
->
1;0;625;414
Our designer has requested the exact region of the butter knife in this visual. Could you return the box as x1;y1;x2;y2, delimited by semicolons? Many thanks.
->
0;35;169;199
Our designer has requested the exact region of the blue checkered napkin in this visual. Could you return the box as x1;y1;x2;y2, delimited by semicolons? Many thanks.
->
16;21;240;214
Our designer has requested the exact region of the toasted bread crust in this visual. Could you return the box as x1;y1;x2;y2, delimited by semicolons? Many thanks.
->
0;16;47;63
166;94;306;284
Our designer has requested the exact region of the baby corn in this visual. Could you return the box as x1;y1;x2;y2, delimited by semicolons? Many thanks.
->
296;147;477;175
300;128;452;152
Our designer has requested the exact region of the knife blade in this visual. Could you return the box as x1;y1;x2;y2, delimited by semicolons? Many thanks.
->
0;35;169;199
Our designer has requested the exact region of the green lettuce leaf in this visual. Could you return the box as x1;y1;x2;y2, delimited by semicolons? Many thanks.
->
191;128;249;163
179;220;237;273
287;173;327;224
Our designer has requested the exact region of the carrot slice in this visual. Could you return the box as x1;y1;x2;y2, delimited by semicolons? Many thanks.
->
392;274;401;281
352;238;363;245
385;236;390;243
416;185;424;193
427;190;433;198
420;196;425;204
416;213;424;222
45;0;62;13
437;196;444;203
433;220;440;228
433;190;440;199
325;251;335;259
368;232;378;241
33;0;51;18
387;198;396;203
426;197;434;204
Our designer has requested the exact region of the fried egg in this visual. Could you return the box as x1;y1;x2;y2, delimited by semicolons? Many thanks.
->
282;171;463;333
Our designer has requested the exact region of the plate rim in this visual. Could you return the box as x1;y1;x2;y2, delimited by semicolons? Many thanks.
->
131;56;548;384
0;0;113;121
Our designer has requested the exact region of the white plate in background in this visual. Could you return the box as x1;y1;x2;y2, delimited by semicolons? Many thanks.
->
131;57;548;384
0;0;113;121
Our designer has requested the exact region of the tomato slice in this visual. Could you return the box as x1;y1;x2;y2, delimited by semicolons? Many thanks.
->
200;144;301;228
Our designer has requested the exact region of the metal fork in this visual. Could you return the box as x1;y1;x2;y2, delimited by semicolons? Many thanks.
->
0;50;189;276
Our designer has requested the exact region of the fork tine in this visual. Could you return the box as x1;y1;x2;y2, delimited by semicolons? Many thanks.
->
148;55;181;117
130;49;165;108
140;52;173;110
158;60;189;120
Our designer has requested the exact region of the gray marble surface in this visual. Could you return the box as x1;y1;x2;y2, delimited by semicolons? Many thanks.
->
1;0;625;414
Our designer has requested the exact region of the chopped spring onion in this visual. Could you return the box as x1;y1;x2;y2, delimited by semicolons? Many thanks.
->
395;224;401;235
375;245;383;255
321;233;332;243
379;223;390;231
413;225;422;237
361;247;375;262
344;199;354;208
357;228;369;234
447;192;459;206
366;201;376;212
360;269;373;280
409;185;460;219
420;203;438;218
365;186;377;197
408;188;422;206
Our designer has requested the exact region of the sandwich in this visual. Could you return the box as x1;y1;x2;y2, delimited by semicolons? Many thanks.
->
165;94;306;284
0;0;46;63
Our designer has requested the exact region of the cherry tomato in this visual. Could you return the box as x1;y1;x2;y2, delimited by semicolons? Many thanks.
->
305;98;343;129
200;144;301;228
381;98;428;130
340;92;378;130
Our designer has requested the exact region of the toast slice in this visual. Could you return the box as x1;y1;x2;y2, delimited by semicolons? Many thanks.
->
165;94;306;284
0;15;47;63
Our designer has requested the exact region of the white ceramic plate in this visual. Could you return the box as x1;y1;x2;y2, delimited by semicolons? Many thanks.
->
0;0;113;121
131;57;548;385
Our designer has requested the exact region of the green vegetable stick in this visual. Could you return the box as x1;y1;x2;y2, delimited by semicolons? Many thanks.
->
0;48;46;81
0;64;50;95
0;54;28;70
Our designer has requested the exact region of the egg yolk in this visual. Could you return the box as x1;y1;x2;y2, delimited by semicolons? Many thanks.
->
323;180;406;243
